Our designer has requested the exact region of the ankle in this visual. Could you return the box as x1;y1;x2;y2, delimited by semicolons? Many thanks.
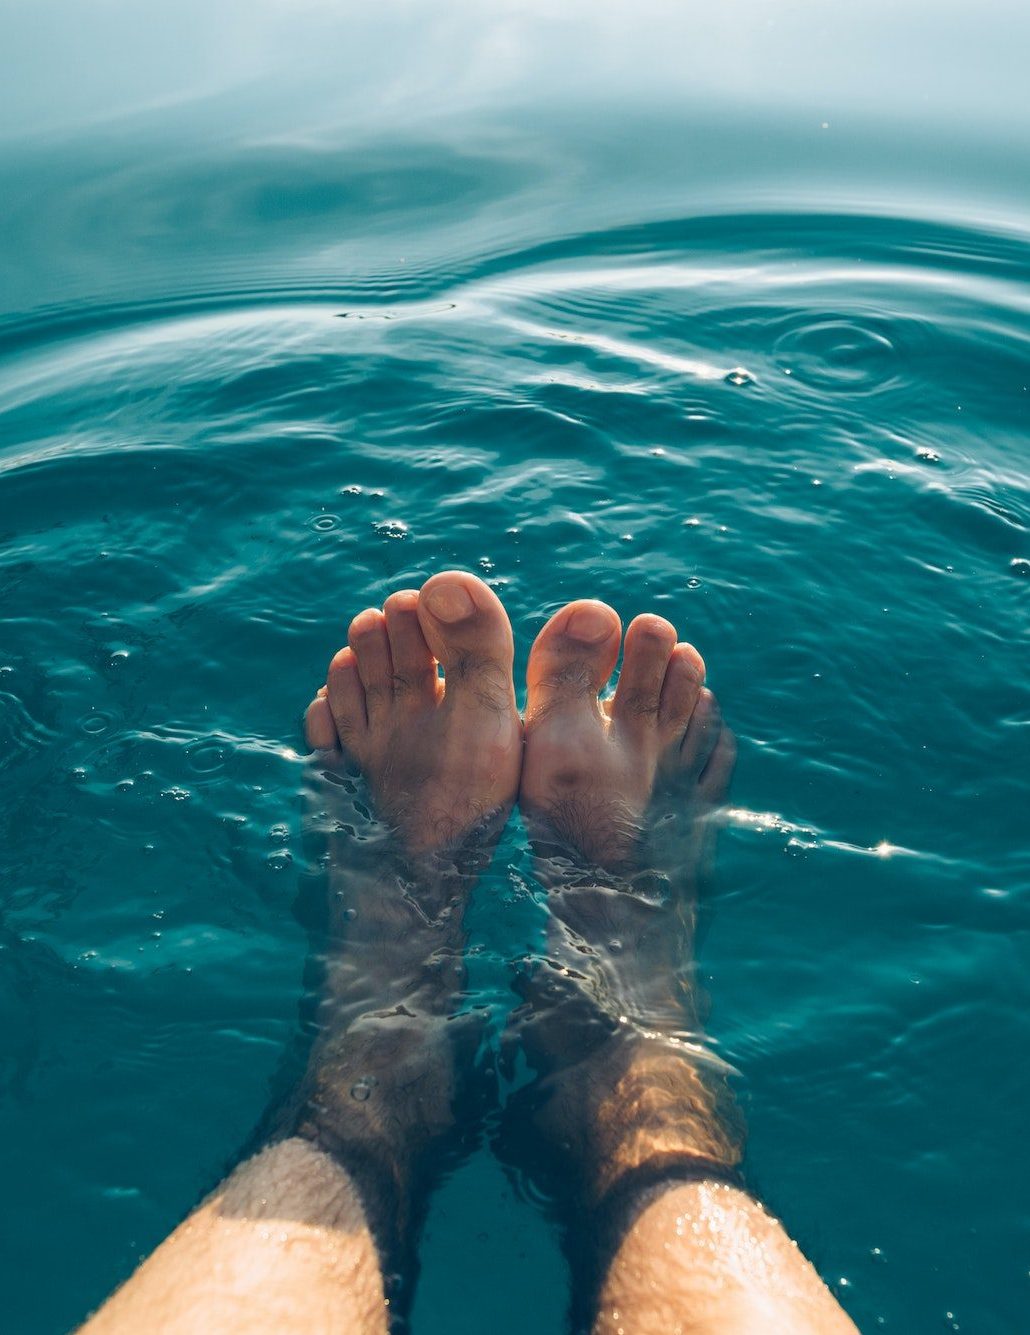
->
583;1035;744;1201
517;1020;743;1207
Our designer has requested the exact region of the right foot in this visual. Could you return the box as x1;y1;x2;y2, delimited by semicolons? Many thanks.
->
520;599;735;879
509;600;742;1203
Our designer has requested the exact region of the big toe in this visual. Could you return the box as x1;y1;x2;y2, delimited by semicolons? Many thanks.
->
416;571;515;708
525;599;622;720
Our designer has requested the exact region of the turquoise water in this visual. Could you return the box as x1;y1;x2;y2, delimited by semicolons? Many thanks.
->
2;4;1029;1332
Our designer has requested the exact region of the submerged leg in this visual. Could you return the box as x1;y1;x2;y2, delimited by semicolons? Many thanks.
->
81;573;523;1333
516;600;858;1335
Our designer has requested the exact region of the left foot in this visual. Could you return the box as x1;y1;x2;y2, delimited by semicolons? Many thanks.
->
305;570;522;854
293;572;521;1268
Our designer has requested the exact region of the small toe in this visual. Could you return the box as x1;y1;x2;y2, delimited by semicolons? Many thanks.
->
327;645;369;747
699;727;737;801
678;687;722;776
658;641;706;736
305;693;339;751
417;571;514;708
610;614;677;728
348;608;394;716
384;589;438;702
524;600;622;720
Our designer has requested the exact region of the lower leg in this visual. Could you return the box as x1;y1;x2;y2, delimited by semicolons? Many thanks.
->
81;1139;388;1335
597;1176;857;1335
80;830;470;1335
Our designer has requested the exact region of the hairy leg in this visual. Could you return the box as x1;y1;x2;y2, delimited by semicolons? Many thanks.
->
81;1140;387;1335
81;573;522;1334
516;600;858;1335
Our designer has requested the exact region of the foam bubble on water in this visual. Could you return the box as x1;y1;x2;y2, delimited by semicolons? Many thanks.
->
374;519;409;539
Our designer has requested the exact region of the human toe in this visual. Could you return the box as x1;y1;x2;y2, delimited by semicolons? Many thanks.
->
678;687;722;776
610;614;677;728
347;608;394;715
305;687;339;751
326;645;369;749
657;641;706;737
699;726;736;801
416;571;515;703
524;599;622;717
384;588;438;702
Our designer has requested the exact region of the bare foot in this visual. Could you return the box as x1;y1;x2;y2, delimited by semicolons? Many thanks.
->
291;571;520;1272
520;599;735;876
305;570;522;854
506;600;742;1212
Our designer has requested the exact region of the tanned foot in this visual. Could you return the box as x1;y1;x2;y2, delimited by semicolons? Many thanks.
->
290;572;521;1280
305;570;522;854
507;600;742;1216
520;600;734;876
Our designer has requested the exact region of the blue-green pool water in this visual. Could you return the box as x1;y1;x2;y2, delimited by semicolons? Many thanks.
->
1;4;1028;1332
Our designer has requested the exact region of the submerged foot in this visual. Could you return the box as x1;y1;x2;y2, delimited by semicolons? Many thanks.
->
306;570;522;855
520;599;735;874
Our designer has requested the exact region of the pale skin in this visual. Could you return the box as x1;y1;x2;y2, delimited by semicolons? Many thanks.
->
81;572;857;1335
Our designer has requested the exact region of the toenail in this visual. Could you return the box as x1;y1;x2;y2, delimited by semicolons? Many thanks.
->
425;582;477;623
566;605;615;644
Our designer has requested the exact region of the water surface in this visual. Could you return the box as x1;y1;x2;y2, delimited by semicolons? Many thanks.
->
1;4;1028;1332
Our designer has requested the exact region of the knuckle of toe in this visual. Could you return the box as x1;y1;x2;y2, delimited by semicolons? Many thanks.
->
618;686;661;717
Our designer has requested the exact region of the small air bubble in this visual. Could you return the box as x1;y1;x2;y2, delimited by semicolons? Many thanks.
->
724;367;755;387
350;1076;378;1101
1009;558;1030;578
